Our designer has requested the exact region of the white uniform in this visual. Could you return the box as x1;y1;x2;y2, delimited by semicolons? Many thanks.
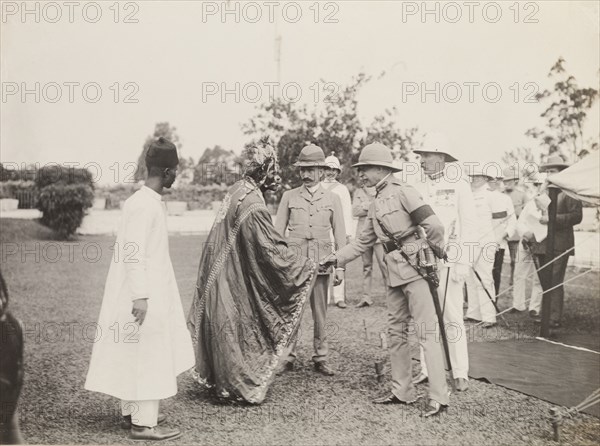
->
321;179;354;304
490;190;517;251
414;167;477;380
465;185;497;323
85;186;194;426
513;199;544;313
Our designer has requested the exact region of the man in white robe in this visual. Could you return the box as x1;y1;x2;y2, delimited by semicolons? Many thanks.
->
85;137;194;441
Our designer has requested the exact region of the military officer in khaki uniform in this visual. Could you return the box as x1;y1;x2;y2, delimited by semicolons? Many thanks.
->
275;144;346;376
321;143;449;417
352;184;388;307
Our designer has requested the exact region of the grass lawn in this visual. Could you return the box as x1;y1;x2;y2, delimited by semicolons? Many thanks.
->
1;219;599;445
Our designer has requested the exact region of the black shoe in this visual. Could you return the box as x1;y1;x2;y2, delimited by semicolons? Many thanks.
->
529;310;540;319
336;301;347;309
372;393;418;405
276;361;294;375
129;425;182;441
422;400;448;418
121;413;167;430
455;378;469;392
314;362;335;376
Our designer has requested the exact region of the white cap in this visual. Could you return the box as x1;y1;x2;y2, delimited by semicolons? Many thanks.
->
324;155;342;171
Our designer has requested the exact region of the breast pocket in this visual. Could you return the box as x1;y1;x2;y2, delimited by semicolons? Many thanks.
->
375;197;407;234
288;199;309;227
316;203;333;225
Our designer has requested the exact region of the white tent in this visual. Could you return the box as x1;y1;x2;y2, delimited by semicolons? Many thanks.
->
547;151;600;206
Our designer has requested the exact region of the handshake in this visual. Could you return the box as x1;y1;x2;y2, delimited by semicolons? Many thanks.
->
319;254;343;286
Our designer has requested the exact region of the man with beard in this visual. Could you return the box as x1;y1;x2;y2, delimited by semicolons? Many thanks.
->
187;138;318;404
85;137;194;441
275;144;346;376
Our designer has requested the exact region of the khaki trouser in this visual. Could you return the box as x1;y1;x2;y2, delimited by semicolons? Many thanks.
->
387;279;449;405
287;275;329;363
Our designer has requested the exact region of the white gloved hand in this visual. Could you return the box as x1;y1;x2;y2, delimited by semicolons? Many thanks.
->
451;263;470;283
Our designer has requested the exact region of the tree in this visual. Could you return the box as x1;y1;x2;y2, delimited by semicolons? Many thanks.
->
242;72;424;188
526;57;598;162
134;122;183;182
501;147;539;181
193;145;242;186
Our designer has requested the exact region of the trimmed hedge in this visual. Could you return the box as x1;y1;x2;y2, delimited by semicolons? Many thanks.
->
37;184;94;239
34;165;95;190
163;184;228;210
98;183;230;210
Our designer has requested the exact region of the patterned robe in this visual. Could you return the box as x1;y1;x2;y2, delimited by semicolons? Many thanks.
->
187;180;316;404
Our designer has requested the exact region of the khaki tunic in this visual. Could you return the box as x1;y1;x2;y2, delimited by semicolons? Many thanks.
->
275;184;347;273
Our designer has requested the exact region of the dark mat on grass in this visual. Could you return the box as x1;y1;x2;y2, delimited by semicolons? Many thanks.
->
547;332;600;353
469;339;600;417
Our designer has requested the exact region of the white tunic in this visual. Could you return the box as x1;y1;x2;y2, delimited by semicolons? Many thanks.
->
415;167;478;266
489;190;517;250
85;186;195;401
321;180;355;237
471;184;496;247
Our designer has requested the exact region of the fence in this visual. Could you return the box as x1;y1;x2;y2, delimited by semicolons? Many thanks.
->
13;189;38;209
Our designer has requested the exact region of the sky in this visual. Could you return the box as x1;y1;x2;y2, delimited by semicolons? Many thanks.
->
1;1;599;184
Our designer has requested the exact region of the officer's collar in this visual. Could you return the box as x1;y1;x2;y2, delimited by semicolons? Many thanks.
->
375;173;392;196
303;183;321;196
428;168;445;181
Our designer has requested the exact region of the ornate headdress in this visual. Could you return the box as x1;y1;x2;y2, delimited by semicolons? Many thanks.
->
242;136;280;190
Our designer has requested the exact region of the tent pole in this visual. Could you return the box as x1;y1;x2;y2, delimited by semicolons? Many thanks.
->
540;187;559;338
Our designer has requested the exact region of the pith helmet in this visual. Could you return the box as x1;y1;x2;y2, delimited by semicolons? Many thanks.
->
294;144;328;167
503;166;520;181
412;148;458;162
324;154;342;171
352;143;402;172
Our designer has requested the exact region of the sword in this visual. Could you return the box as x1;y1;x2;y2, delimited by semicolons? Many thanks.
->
425;271;457;392
471;267;510;328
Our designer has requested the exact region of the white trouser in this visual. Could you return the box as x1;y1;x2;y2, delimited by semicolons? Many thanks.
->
466;249;496;323
121;400;159;428
512;243;543;313
419;264;469;380
327;272;345;304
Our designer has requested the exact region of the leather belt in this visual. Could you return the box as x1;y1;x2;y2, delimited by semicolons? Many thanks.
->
381;232;419;254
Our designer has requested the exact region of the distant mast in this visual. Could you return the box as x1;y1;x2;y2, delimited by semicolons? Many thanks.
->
274;16;282;83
